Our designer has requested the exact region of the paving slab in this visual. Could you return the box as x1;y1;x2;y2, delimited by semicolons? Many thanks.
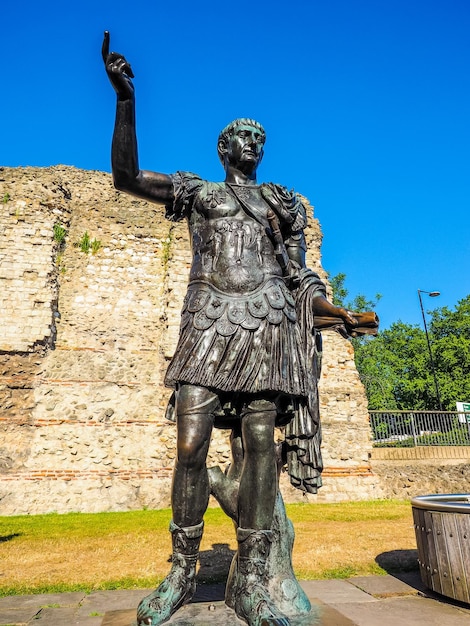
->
0;591;86;610
71;617;105;626
300;580;378;604
327;595;470;626
78;590;154;616
0;606;36;625
101;609;136;626
347;574;420;597
1;576;470;626
32;607;85;625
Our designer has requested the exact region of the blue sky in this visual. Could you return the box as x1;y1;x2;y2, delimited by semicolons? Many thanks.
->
2;0;469;329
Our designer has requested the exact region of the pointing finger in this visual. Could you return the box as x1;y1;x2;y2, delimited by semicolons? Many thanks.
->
102;30;110;63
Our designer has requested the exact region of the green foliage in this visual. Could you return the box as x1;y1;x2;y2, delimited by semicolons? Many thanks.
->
90;238;102;254
53;224;68;273
428;296;470;408
2;193;10;203
56;253;66;274
416;425;470;445
78;231;91;253
373;424;470;447
330;272;348;307
329;272;382;355
321;566;361;579
354;322;423;410
53;223;67;244
330;272;382;311
0;582;93;597
160;227;174;269
355;295;470;410
74;231;102;255
330;273;470;411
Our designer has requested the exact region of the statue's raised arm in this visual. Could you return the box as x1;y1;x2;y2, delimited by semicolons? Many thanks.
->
102;31;174;204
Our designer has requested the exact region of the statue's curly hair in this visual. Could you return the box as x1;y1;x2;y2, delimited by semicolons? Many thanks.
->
217;118;266;164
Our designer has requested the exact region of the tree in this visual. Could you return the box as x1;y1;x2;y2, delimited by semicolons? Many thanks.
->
329;274;470;411
329;272;381;351
353;322;429;410
428;295;470;410
329;273;382;312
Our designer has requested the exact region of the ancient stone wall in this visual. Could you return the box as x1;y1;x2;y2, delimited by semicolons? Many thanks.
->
368;447;470;500
0;166;379;515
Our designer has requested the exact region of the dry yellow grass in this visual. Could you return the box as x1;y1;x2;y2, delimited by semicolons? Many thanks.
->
0;500;417;595
293;517;415;578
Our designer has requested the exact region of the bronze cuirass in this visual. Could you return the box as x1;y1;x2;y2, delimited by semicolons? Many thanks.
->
188;184;283;293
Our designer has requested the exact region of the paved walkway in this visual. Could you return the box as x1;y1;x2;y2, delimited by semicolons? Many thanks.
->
0;572;469;625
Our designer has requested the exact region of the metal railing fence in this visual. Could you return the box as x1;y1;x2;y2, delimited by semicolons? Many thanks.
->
369;411;470;447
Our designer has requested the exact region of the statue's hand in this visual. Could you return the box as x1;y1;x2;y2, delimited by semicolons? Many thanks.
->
337;307;358;329
102;31;135;100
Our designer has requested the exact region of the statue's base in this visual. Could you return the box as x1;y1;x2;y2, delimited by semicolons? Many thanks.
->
101;598;353;625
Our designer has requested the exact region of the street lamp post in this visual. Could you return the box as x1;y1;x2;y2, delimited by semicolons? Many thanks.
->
418;289;443;411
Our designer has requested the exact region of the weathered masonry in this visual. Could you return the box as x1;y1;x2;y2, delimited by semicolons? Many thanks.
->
0;166;381;515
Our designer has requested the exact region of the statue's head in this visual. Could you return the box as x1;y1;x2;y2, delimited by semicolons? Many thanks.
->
217;118;266;172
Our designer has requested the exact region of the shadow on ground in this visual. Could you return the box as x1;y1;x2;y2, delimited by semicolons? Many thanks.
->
376;549;419;574
197;543;235;583
0;533;21;543
376;550;427;594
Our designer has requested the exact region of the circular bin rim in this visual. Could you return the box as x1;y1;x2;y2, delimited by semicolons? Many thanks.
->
411;493;470;514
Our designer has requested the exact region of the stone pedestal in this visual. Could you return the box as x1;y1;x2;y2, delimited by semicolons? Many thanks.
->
101;592;354;626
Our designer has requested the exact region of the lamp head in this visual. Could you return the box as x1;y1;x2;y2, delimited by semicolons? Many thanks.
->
418;289;441;297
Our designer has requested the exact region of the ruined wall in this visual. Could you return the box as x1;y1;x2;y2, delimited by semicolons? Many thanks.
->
0;166;379;515
369;447;470;500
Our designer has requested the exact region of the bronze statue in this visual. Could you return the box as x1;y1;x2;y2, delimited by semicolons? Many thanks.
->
103;31;377;626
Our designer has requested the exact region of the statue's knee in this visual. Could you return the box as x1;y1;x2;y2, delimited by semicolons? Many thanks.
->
176;413;213;470
175;437;205;470
242;413;276;456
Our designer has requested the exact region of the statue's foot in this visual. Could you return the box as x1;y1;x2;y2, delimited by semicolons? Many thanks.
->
136;568;196;626
234;582;290;626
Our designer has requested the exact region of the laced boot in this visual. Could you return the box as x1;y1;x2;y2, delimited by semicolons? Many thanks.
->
136;520;203;626
232;527;290;626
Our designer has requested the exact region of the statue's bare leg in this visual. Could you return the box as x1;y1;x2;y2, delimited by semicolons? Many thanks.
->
137;385;216;626
210;423;309;622
238;405;277;529
232;401;290;626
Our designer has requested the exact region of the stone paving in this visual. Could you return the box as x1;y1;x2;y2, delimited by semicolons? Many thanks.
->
0;573;469;625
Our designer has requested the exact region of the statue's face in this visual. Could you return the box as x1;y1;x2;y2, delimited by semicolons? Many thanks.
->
224;124;265;172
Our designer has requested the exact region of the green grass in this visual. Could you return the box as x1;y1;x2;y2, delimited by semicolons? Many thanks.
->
0;500;417;596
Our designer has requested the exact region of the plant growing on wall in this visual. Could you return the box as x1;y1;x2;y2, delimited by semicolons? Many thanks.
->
53;223;68;244
90;238;102;254
161;228;174;270
53;223;68;274
74;231;102;255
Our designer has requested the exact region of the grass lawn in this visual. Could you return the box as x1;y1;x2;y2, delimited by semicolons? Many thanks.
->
0;500;418;596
